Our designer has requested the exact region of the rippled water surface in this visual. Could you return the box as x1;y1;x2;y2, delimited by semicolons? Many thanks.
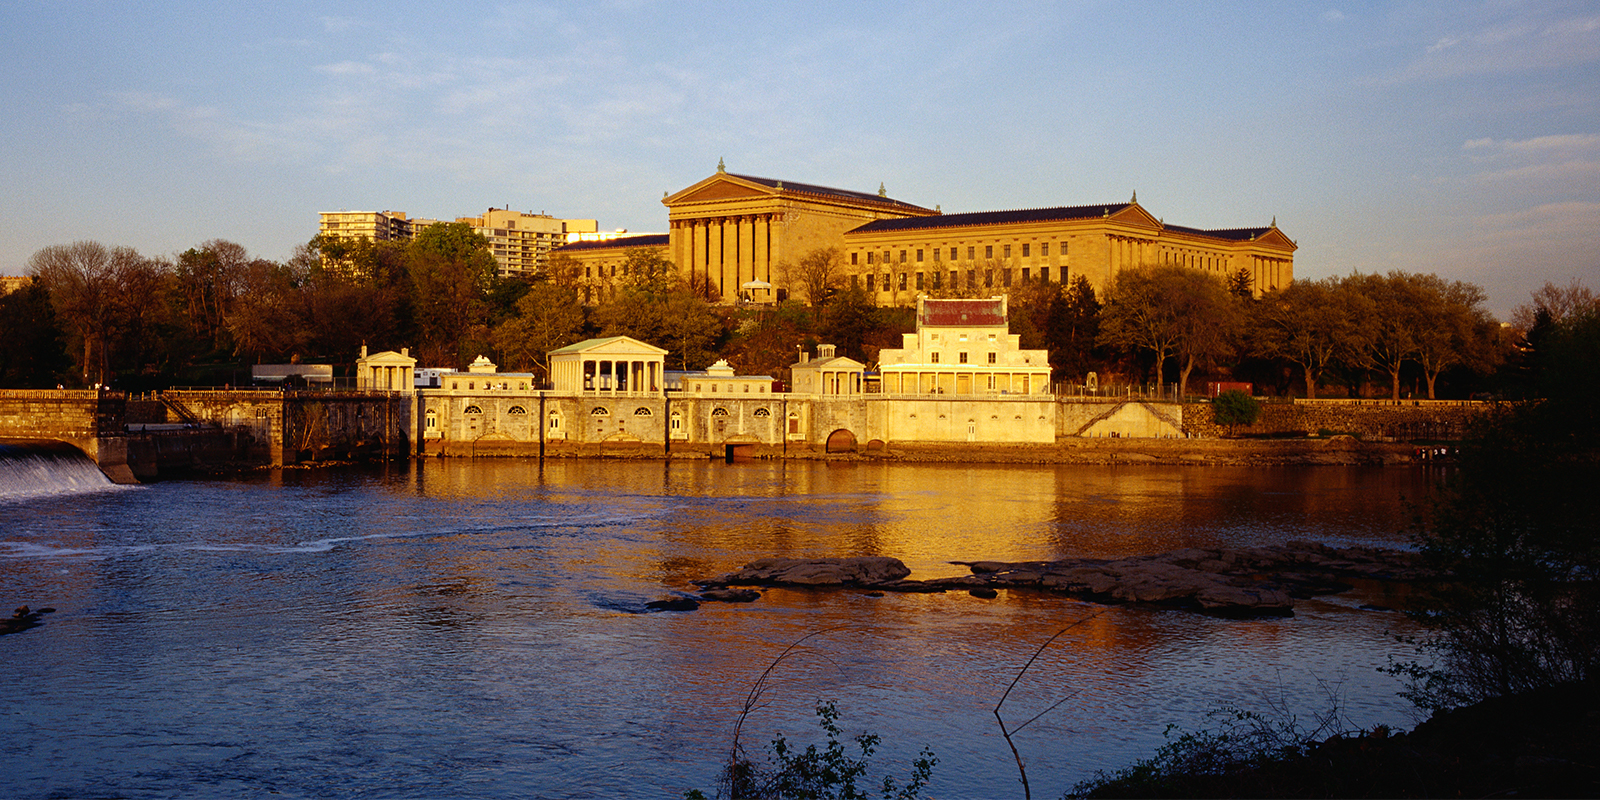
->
1;459;1433;798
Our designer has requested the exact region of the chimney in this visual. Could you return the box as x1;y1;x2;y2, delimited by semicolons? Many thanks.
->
360;344;368;359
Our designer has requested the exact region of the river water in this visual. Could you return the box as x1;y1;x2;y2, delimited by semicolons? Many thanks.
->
1;456;1433;799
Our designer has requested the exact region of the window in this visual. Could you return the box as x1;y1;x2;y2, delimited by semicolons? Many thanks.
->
634;407;652;416
1003;244;1011;258
916;272;925;290
967;269;976;288
866;252;875;265
1022;243;1030;257
464;405;483;414
959;352;968;364
1022;268;1030;281
1041;242;1050;257
898;273;907;291
985;245;993;259
931;352;940;363
987;352;997;364
966;246;975;260
711;407;729;417
851;252;858;265
508;406;527;415
590;407;609;415
984;269;993;288
931;271;941;288
1040;267;1050;282
933;248;941;262
1061;242;1068;256
951;270;958;287
882;251;890;264
852;275;860;289
899;250;907;263
866;274;875;292
916;249;924;262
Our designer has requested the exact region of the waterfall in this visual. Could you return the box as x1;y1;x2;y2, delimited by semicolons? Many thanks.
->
0;441;120;503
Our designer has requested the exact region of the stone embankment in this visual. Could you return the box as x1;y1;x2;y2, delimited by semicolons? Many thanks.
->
684;543;1425;618
876;437;1417;466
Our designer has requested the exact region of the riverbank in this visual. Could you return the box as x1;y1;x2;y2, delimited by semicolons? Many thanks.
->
863;437;1418;466
1074;678;1600;798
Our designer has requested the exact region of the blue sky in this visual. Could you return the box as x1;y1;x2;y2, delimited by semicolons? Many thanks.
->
3;1;1596;318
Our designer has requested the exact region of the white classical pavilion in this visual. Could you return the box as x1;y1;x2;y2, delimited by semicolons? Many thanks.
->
547;336;668;394
790;344;865;396
876;297;1051;395
355;345;417;391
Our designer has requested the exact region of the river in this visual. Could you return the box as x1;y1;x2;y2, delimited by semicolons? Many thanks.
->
1;455;1433;798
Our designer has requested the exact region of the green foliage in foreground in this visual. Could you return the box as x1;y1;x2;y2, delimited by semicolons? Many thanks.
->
688;701;936;800
1210;389;1261;435
1067;698;1353;799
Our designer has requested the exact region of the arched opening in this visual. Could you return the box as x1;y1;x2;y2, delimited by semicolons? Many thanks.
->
825;429;857;453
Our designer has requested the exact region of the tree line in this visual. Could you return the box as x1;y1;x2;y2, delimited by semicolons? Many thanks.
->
5;233;1590;401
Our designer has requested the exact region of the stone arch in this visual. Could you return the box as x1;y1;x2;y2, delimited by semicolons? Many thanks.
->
590;406;610;415
752;408;770;417
507;406;527;415
825;429;857;453
633;407;652;416
463;405;483;415
711;407;730;417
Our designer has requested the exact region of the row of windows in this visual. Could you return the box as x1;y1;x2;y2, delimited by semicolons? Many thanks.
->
453;405;775;419
853;266;1054;292
926;352;999;364
853;242;1067;266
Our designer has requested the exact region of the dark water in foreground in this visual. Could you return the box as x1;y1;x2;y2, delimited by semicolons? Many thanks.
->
1;459;1433;798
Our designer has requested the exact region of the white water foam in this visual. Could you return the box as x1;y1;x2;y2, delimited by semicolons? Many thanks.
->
0;444;129;505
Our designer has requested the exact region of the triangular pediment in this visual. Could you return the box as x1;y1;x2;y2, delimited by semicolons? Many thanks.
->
549;335;669;358
1252;227;1297;251
664;174;774;207
1108;203;1162;230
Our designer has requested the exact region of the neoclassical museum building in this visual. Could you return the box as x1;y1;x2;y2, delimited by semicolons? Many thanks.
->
556;162;1296;305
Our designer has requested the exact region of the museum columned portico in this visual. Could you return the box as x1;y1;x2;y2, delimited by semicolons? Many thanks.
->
578;358;662;394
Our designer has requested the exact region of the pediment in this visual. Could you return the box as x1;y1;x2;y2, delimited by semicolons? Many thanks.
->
665;175;773;207
1252;227;1297;251
1108;203;1162;230
550;336;669;358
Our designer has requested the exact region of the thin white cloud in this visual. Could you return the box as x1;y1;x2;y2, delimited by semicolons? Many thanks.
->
315;61;378;77
1364;11;1600;85
1321;10;1345;23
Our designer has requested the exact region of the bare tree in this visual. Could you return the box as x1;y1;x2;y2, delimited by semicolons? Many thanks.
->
778;247;845;307
27;241;157;386
1253;277;1372;399
1510;278;1597;333
1099;264;1240;396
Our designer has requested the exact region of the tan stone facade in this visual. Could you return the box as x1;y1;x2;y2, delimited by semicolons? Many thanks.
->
558;168;1292;305
661;166;938;302
877;297;1052;396
842;201;1296;302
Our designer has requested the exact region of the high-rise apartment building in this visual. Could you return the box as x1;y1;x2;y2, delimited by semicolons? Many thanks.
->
455;208;598;277
318;210;414;242
318;208;600;278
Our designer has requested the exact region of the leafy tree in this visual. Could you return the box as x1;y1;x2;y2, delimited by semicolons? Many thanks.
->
1099;264;1239;396
1252;277;1371;399
724;300;813;378
226;256;309;363
406;222;498;367
817;286;878;363
1211;389;1261;436
1345;272;1420;400
1400;306;1600;708
0;279;69;387
1226;268;1254;300
491;279;587;380
1408;273;1500;399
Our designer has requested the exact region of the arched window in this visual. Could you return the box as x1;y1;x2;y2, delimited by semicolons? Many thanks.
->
591;407;610;416
753;408;770;417
711;407;729;417
634;407;652;416
507;406;527;415
463;405;483;415
425;411;438;430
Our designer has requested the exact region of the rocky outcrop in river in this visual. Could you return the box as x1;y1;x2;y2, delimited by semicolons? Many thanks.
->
693;543;1424;618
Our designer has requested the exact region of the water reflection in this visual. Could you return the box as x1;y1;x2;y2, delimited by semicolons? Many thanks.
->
1;460;1430;799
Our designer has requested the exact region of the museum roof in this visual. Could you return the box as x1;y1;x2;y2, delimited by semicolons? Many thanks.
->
1161;224;1275;241
727;173;934;213
851;204;1135;233
555;234;670;252
920;297;1007;327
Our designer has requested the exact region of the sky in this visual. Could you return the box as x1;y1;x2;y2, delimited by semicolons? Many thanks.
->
3;1;1596;319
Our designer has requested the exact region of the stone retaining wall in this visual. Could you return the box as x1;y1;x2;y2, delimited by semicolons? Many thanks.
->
1182;398;1485;441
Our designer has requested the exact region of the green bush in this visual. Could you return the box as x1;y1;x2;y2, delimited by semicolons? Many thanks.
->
1210;389;1261;435
692;701;936;800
